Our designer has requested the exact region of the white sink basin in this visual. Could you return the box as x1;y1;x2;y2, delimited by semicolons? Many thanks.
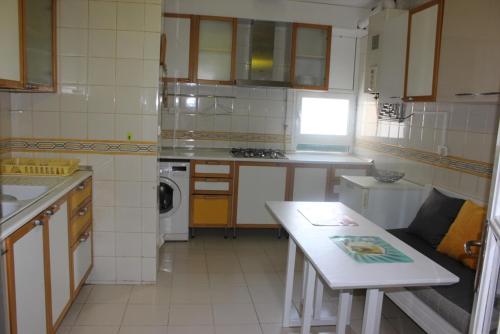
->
1;184;49;201
0;201;21;219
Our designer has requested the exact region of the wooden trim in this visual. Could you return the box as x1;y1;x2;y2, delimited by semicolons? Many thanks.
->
231;161;240;229
43;215;53;334
191;160;234;179
163;14;195;82
71;225;93;294
403;0;444;102
160;33;166;67
164;13;192;19
189;194;233;228
191;177;233;195
285;165;294;201
230;17;237;84
189;15;199;83
291;22;332;91
0;0;24;89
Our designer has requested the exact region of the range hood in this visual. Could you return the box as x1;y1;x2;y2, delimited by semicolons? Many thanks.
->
235;19;292;87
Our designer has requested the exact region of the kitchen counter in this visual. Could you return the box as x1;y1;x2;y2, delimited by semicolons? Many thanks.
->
160;148;373;166
0;168;92;241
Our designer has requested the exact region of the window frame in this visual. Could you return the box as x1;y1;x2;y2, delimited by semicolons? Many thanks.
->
293;91;356;151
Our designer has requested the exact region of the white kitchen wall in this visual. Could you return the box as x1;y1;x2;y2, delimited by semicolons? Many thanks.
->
7;0;162;284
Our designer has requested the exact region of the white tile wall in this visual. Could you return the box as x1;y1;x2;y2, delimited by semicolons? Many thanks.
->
7;0;162;284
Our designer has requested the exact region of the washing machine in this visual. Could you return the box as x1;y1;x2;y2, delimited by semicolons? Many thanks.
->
159;160;190;241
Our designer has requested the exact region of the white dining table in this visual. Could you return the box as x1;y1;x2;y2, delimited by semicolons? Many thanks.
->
265;201;459;334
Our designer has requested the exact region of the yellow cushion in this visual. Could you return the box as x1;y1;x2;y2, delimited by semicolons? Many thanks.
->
437;200;485;270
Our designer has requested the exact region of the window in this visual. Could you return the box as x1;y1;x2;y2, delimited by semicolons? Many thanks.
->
295;92;355;151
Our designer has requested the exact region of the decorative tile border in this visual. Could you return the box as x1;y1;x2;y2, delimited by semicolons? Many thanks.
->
0;138;9;153
3;138;158;156
356;139;493;178
162;130;292;144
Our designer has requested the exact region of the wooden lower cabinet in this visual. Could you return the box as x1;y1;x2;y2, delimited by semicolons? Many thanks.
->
191;195;232;227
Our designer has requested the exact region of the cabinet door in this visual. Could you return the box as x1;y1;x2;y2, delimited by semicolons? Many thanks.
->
196;16;237;84
292;166;328;201
404;0;444;101
23;0;56;91
329;34;356;91
73;227;92;293
236;164;288;226
0;0;23;89
191;195;231;227
291;23;332;90
164;14;194;82
47;200;71;328
5;218;49;334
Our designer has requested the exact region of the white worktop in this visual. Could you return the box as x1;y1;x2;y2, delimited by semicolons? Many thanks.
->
160;147;373;165
266;201;458;289
0;169;92;241
341;176;424;190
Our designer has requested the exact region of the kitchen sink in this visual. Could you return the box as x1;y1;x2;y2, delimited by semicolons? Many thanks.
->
0;184;50;201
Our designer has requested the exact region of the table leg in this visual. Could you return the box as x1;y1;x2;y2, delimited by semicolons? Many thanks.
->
337;290;353;334
301;258;307;306
313;277;324;320
361;289;384;334
301;260;317;334
283;237;297;327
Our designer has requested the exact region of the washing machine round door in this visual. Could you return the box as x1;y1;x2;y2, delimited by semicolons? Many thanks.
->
159;177;181;217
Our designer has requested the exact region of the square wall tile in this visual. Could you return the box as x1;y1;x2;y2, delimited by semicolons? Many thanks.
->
88;86;116;114
116;87;142;114
115;207;142;233
93;181;115;206
60;85;87;113
116;233;142;257
141;182;157;208
88;155;114;181
142;115;158;141
141;208;157;233
61;112;87;139
33;93;60;112
117;3;145;31
141;156;157;181
145;4;161;32
58;28;88;56
90;257;116;282
144;33;160;60
10;110;33;137
93;232;116;257
141;258;157;282
33;111;60;138
116;59;143;86
88;113;114;140
142;88;158;114
115;155;142;181
89;58;116;86
142;233;156;257
89;29;116;58
93;206;115;232
117;257;142;282
143;60;159;87
10;93;32;111
115;181;142;207
117;31;144;59
59;0;88;28
115;114;143;141
89;0;116;30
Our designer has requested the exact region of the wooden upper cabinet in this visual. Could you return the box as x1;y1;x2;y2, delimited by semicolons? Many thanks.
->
403;0;444;101
291;23;332;90
194;16;237;85
0;0;24;89
0;0;56;91
163;13;195;82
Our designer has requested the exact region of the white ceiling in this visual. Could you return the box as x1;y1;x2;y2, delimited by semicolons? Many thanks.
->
291;0;378;9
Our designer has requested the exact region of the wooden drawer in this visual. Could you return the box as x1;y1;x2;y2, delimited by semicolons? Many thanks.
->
70;201;92;246
192;178;232;194
69;177;92;217
192;160;233;178
191;195;231;227
72;226;92;293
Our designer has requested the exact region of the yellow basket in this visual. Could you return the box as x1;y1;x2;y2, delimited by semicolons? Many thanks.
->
0;158;80;176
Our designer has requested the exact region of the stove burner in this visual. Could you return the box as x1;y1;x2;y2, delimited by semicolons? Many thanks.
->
230;148;287;160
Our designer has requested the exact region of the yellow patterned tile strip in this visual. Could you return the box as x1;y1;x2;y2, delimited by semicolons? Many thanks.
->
162;130;291;144
356;139;493;178
4;138;158;156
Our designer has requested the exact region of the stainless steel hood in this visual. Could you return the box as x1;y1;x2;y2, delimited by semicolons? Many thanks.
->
235;19;292;87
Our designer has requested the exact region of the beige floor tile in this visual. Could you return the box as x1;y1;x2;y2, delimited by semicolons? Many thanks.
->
167;325;215;334
56;326;72;334
118;326;167;334
169;304;213;325
70;326;119;334
74;285;94;304
349;318;399;334
172;273;210;288
129;285;171;305
244;273;282;287
212;303;259;325
173;259;207;274
209;286;253;304
208;273;247;287
122;304;170;326
76;303;127;326
61;302;84;327
171;285;211;304
249;284;284;304
207;261;243;274
157;271;173;287
385;316;425;334
86;285;133;304
215;324;263;334
254;303;284;324
260;323;300;334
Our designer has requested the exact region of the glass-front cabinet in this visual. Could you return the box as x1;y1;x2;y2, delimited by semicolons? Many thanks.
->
0;0;56;91
196;16;236;85
164;13;194;82
291;23;331;90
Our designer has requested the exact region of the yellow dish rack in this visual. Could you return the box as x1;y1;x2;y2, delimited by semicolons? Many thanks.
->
0;158;80;176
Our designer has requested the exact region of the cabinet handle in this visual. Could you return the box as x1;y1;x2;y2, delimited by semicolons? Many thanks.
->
33;220;44;227
78;207;89;216
79;232;90;243
464;240;482;257
480;92;500;96
44;209;54;216
77;183;86;191
455;92;477;96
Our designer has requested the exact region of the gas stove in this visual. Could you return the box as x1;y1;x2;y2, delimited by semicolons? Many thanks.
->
230;148;288;160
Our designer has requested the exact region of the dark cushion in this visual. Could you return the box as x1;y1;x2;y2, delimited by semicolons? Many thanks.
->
408;188;465;248
389;229;475;313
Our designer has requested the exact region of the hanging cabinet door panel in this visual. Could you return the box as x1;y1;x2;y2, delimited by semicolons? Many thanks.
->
0;0;23;89
164;13;195;82
291;23;332;90
403;0;444;101
195;16;237;85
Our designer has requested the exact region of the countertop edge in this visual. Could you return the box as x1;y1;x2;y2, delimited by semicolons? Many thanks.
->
0;170;93;242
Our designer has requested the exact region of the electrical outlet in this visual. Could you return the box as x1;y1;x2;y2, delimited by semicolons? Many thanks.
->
127;132;133;141
437;145;448;156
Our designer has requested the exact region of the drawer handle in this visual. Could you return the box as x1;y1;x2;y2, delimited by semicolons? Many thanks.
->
79;232;90;243
33;220;44;227
78;207;89;216
77;183;86;191
44;209;54;216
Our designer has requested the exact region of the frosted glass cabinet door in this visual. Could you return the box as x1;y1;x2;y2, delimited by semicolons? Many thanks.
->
196;17;236;84
0;0;23;89
404;0;443;101
23;0;56;90
164;14;193;81
292;23;332;90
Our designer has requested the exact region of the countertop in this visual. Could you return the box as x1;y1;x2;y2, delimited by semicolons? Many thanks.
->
160;148;373;166
341;176;424;190
0;169;92;242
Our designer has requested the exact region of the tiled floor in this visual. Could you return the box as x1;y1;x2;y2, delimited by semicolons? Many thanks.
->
59;231;426;334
